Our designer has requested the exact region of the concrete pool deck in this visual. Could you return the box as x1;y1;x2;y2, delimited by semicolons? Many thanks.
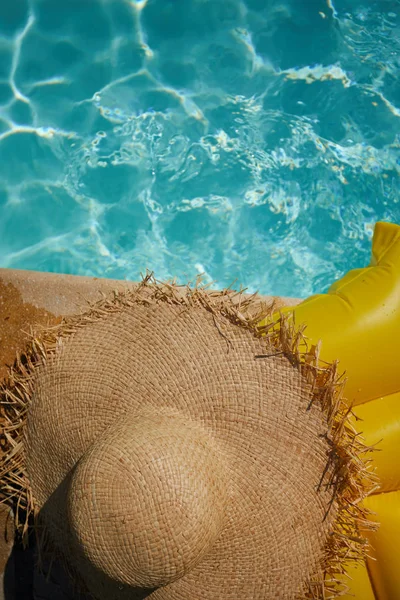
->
0;268;300;600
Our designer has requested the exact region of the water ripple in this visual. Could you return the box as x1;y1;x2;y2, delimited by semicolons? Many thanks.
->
0;0;399;297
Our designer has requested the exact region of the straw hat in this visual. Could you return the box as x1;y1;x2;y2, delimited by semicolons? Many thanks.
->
1;278;374;599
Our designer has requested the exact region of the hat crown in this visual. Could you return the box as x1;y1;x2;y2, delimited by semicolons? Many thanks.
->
67;408;229;589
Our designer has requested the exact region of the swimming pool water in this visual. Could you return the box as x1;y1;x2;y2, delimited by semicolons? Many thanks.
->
0;0;399;297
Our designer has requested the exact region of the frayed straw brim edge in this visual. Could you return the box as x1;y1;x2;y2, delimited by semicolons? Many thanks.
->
0;273;379;600
259;315;379;599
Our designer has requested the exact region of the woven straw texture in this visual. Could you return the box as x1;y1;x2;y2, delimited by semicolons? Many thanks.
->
0;280;377;600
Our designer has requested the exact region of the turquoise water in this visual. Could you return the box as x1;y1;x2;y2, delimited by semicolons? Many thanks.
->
0;0;399;297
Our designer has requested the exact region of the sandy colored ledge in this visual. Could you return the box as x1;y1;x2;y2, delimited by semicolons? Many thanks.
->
0;268;300;383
